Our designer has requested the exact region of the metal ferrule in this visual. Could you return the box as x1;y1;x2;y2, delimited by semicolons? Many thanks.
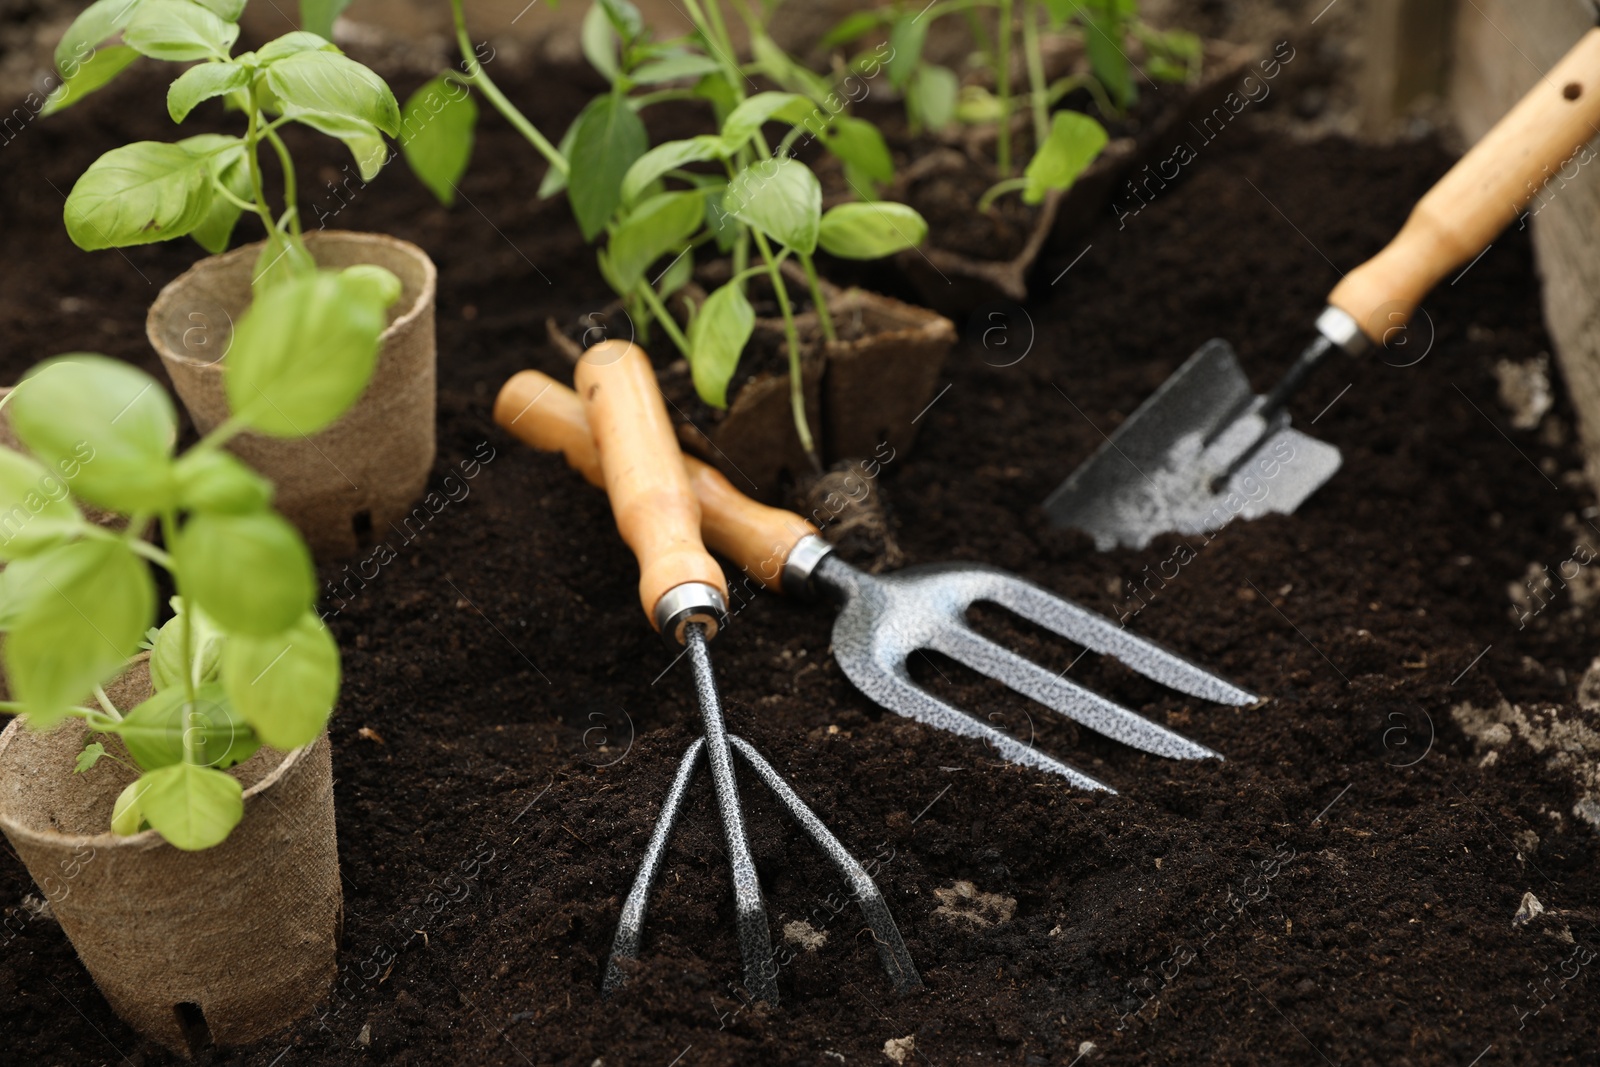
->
1315;305;1370;357
654;582;727;647
781;534;834;600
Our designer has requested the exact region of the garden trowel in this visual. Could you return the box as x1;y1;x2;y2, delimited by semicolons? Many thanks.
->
1046;27;1600;550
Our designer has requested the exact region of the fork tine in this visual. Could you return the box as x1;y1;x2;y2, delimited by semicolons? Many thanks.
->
983;573;1257;706
855;663;1115;791
928;625;1221;761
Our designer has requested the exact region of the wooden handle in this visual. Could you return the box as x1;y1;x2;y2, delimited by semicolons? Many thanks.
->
494;369;819;594
1328;27;1600;343
573;342;728;628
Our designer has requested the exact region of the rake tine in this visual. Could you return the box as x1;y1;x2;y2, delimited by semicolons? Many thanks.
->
865;665;1116;791
928;625;1221;761
603;737;705;998
727;735;922;993
984;572;1257;706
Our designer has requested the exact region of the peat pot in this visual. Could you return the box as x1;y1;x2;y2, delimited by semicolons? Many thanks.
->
0;659;341;1056
147;231;438;557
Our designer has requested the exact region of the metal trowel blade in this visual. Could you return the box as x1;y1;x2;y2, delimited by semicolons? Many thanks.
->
1044;339;1342;551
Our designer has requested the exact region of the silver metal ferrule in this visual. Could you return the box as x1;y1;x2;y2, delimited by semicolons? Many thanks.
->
1315;305;1370;357
654;582;727;646
781;534;834;600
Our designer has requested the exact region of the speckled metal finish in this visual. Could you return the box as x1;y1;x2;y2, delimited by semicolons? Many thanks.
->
812;554;1256;792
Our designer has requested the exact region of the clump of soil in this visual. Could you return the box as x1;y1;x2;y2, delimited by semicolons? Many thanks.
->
1;42;1598;1067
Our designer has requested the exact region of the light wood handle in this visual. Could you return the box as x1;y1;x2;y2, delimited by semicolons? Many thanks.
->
573;342;728;627
494;370;818;594
1329;27;1600;343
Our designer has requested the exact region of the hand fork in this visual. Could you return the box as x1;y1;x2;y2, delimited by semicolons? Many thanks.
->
497;370;1257;794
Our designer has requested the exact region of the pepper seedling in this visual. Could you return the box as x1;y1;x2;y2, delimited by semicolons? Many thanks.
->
0;265;400;851
51;0;402;295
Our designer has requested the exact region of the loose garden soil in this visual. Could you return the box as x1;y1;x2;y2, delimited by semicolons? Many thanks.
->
2;48;1598;1067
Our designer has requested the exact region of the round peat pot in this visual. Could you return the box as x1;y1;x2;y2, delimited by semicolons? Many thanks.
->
0;662;341;1056
147;230;438;558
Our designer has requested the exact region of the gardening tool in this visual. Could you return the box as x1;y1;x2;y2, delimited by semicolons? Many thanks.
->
495;371;1256;797
546;341;918;1004
1044;28;1600;550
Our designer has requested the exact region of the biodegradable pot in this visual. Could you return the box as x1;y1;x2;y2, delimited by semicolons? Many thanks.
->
147;231;438;558
0;658;341;1056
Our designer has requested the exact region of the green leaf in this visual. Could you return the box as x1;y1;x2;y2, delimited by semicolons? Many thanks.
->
1081;10;1135;109
183;136;251;254
907;63;959;131
719;91;812;156
148;597;227;691
168;60;250;122
537;117;580;199
124;0;239;63
0;449;84;560
750;34;833;104
42;45;140;117
658;245;693;298
821;10;887;49
11;355;178;512
286;108;390;181
724;157;821;255
631;53;722;85
4;540;154;728
887;15;928;88
817;201;928;259
257;30;342;63
581;1;620;82
64;140;214;250
75;741;107;773
134;763;243;850
567;93;648;241
222;611;339;751
225;269;392;437
687;281;754;409
339;263;402;307
597;0;643;41
111;779;146;835
607;191;704;293
821;115;893;191
266;50;401;137
118;683;258;771
400;75;477;207
298;0;352;40
1023;111;1109;204
55;0;145;72
176;511;315;636
192;0;247;19
621;135;724;206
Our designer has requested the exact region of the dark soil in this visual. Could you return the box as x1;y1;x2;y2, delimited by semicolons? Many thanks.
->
3;43;1600;1067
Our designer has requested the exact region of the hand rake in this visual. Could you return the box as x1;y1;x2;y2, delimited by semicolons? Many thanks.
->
496;370;1257;795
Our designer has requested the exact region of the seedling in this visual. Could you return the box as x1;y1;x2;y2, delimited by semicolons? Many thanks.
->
0;265;400;850
50;0;402;294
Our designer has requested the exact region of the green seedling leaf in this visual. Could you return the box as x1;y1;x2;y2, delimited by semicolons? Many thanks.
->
225;269;391;437
822;10;888;50
817;201;928;259
567;93;648;241
176;510;316;637
4;539;154;728
148;597;227;692
340;263;403;307
0;449;84;560
75;742;107;774
134;762;243;850
11;355;178;512
658;245;693;298
632;52;722;85
621;134;723;205
719;91;812;156
724;157;821;255
1080;8;1135;109
42;45;140;116
687;280;754;409
55;0;145;72
285;109;389;181
266;50;401;137
908;63;959;131
183;135;251;254
400;75;477;207
118;683;258;771
222;611;339;751
1024;111;1109;204
607;190;704;293
537;117;581;199
124;0;239;63
956;84;1003;125
821;115;893;192
194;0;247;19
887;15;928;88
750;34;833;104
257;30;342;63
298;0;353;40
168;60;250;123
597;0;643;41
111;779;147;836
581;1;621;82
64;140;214;250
